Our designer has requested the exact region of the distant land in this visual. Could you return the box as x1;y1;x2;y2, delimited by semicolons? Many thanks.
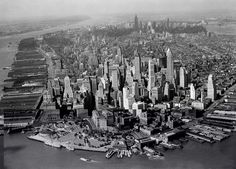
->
0;15;90;37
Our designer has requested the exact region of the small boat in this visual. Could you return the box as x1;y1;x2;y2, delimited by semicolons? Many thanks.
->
106;149;116;159
2;66;12;70
80;157;92;162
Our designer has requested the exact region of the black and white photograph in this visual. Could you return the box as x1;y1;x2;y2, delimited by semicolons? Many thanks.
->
0;0;236;169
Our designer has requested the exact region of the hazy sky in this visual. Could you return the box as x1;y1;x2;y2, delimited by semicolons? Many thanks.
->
0;0;235;21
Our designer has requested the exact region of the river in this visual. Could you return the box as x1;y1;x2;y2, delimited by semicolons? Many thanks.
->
4;133;236;169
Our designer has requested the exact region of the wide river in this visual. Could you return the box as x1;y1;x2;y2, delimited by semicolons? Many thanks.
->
4;133;236;169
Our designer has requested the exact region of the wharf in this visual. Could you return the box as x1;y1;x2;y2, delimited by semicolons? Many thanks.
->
0;38;47;109
186;131;214;143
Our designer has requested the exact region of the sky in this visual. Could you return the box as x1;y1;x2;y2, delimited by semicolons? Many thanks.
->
0;0;235;21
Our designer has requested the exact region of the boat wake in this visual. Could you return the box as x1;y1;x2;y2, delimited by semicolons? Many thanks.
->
80;157;99;163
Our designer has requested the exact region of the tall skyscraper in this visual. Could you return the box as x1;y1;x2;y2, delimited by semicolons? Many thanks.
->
164;82;170;100
132;81;139;97
148;59;155;91
63;76;73;99
134;50;141;81
201;88;204;102
104;60;109;80
111;69;119;91
166;48;174;84
180;66;187;88
207;74;216;101
126;70;133;87
134;15;139;30
90;76;97;95
97;81;104;98
123;87;129;109
190;83;196;100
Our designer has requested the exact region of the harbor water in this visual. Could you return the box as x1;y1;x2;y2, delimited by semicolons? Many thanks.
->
4;133;236;169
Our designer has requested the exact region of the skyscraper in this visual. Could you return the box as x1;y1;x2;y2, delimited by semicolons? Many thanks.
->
123;87;129;109
207;74;216;101
90;76;97;95
104;60;109;80
134;15;139;30
111;69;119;91
164;82;170;101
166;48;174;84
132;81;139;97
126;68;133;87
179;66;187;88
63;76;73;99
148;59;155;91
134;50;141;81
190;83;196;100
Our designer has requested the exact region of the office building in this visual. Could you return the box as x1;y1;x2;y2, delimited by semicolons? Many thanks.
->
190;83;196;100
207;74;216;101
148;59;155;91
166;48;174;84
179;66;187;88
63;76;73;99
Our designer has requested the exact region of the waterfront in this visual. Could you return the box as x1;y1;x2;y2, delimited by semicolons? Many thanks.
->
4;133;236;169
0;15;116;97
1;13;236;169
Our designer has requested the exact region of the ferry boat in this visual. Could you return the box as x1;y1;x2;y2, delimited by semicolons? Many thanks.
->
106;149;116;159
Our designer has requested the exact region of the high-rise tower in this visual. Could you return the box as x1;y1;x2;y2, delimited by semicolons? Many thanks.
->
180;66;187;88
63;76;73;99
148;59;155;91
134;15;139;30
166;48;174;84
190;83;196;100
134;50;141;81
207;74;216;101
